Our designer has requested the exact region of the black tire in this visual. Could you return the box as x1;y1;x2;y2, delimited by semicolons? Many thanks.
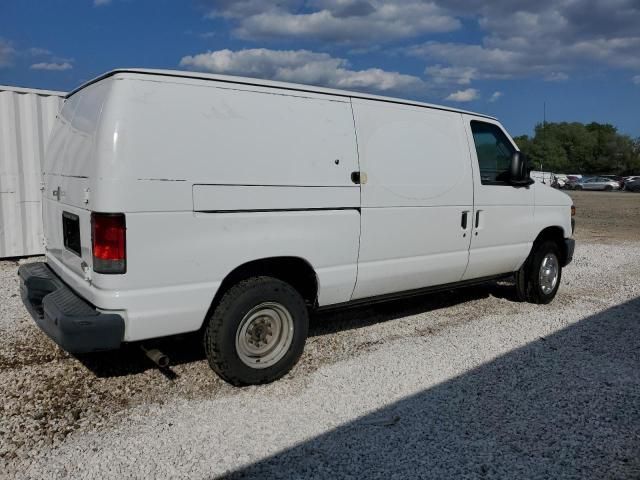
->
574;185;582;190
203;276;309;386
604;185;613;191
515;240;562;304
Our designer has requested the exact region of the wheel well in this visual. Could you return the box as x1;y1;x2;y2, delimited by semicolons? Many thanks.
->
212;257;319;310
533;226;566;262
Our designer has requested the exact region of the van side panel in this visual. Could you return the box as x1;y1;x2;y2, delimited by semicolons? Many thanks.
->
532;184;572;245
104;76;360;189
351;100;474;299
46;209;359;341
192;185;359;211
43;75;361;342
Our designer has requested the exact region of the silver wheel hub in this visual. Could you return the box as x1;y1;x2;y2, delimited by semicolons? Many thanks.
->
235;302;294;369
539;253;559;295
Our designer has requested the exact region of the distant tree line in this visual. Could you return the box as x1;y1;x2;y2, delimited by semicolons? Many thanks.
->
513;122;640;175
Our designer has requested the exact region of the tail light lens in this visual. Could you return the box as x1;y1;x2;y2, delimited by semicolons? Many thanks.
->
91;213;126;274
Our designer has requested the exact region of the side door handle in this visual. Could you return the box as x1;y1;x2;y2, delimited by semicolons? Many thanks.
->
474;209;483;236
461;210;470;237
461;211;468;229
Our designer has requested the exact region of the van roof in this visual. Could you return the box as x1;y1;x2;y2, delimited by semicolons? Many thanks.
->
68;68;497;120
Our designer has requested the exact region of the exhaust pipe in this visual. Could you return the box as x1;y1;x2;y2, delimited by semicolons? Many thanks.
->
141;345;170;368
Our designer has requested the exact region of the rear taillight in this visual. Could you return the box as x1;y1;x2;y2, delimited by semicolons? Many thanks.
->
91;212;126;274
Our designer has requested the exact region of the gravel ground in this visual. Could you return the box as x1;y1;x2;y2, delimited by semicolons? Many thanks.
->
1;238;639;479
567;190;640;243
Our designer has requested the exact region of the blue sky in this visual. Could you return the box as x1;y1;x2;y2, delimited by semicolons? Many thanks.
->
1;0;639;138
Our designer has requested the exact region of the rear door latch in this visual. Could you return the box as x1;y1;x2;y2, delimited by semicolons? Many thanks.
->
351;171;367;185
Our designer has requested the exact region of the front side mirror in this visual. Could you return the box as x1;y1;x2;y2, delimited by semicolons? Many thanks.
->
509;152;534;186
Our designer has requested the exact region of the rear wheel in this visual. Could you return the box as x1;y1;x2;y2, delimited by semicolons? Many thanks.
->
516;240;562;304
574;185;582;190
604;185;613;191
204;276;309;386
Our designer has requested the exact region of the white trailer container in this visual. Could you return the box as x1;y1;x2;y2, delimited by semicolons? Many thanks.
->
0;85;64;258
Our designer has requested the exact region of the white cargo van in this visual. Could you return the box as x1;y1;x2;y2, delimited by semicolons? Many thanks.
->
20;69;575;385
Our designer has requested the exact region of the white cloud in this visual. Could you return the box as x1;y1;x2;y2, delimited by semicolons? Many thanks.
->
410;37;640;83
544;72;569;82
633;75;640;85
407;1;640;84
194;0;640;88
179;48;425;93
195;1;640;84
30;62;73;71
0;38;15;68
489;91;502;102
1;39;72;71
409;42;531;79
445;88;479;102
28;47;52;56
425;64;476;84
202;0;460;44
202;0;297;18
94;0;112;6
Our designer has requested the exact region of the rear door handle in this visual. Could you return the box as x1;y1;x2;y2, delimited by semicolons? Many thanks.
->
475;210;481;228
351;171;367;184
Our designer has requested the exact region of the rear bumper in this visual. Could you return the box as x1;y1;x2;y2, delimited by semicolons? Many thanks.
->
563;238;576;266
18;262;124;353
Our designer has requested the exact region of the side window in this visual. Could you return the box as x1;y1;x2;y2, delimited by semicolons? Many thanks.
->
470;121;515;185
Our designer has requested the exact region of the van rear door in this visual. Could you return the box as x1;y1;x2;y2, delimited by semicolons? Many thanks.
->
43;80;110;280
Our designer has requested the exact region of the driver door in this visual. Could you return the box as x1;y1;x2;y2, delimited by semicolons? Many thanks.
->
462;117;534;280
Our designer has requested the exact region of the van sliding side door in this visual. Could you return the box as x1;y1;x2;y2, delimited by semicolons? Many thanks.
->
350;100;474;300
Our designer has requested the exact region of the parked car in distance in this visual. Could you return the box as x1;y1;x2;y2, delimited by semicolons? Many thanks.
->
530;170;554;185
18;69;576;386
599;175;625;189
573;176;621;191
624;176;640;189
551;174;568;189
625;178;640;192
564;175;581;190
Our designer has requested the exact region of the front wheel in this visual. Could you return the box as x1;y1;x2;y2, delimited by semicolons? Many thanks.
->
204;276;309;386
515;240;562;304
604;185;613;191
